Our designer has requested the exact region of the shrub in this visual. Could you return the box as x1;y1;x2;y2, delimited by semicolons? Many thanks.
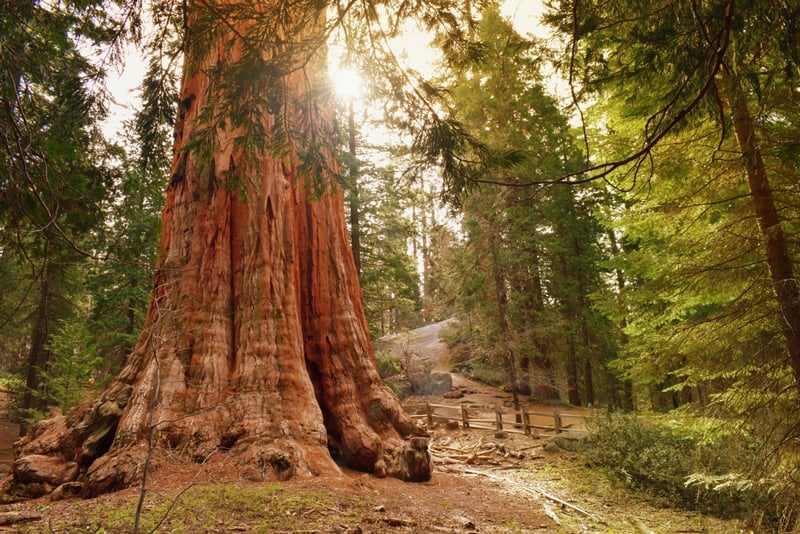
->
468;358;505;388
586;412;754;518
375;352;401;378
42;316;105;412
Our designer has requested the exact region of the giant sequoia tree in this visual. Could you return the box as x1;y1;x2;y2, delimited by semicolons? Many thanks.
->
10;0;436;498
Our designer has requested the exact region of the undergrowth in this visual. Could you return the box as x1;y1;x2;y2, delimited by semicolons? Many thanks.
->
586;411;800;532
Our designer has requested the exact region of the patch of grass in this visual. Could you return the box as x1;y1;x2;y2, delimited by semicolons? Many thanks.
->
32;483;368;533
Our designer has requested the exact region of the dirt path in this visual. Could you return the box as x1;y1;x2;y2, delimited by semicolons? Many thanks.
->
377;319;587;423
376;320;744;534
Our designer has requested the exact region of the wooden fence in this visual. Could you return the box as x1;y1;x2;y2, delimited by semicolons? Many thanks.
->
410;402;587;436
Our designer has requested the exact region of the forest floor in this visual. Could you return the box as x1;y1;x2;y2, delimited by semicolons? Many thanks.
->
0;321;747;533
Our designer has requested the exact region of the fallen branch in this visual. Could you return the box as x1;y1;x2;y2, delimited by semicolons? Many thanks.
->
0;511;42;526
542;503;561;526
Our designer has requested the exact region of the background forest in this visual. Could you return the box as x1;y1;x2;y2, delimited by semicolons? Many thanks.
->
2;0;799;530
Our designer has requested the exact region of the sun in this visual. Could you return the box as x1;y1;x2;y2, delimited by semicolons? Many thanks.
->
332;67;362;99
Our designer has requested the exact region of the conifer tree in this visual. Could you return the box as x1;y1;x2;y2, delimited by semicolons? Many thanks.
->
0;0;115;419
443;3;615;405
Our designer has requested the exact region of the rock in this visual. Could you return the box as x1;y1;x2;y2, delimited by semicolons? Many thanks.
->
410;372;453;396
444;420;460;430
0;511;43;526
50;481;83;501
443;388;464;399
510;382;532;396
409;437;429;451
401;439;432;482
553;431;591;452
14;414;71;457
13;454;79;486
494;430;509;439
373;456;387;478
240;466;264;482
455;515;476;530
543;441;560;453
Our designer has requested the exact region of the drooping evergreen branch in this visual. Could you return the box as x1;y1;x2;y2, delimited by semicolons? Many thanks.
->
555;0;736;187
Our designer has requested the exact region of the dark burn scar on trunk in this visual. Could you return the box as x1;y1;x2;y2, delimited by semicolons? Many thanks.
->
170;150;188;188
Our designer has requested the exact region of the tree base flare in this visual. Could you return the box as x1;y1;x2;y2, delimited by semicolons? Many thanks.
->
4;395;432;499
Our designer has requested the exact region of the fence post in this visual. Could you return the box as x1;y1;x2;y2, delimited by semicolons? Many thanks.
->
521;407;530;435
554;411;562;433
461;404;470;429
426;403;433;428
495;409;503;431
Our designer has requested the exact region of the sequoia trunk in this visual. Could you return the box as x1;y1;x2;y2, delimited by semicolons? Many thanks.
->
10;0;430;498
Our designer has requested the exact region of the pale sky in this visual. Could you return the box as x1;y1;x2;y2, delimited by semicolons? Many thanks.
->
502;0;549;38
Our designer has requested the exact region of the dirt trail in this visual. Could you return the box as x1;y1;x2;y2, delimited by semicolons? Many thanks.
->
378;319;586;421
377;320;745;534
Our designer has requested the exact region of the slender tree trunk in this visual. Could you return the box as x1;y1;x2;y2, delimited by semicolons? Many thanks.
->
11;0;430;498
488;232;521;415
557;249;582;406
421;186;431;302
607;229;634;410
22;258;55;417
565;333;581;406
582;351;594;406
722;70;800;391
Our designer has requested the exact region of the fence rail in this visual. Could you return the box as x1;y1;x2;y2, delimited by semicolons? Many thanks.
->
409;402;587;436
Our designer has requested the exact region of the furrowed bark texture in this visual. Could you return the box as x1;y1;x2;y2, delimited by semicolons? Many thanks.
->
9;0;430;499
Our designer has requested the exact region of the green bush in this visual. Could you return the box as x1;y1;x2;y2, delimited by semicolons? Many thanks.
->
375;352;401;378
586;412;753;518
468;358;505;388
42;316;104;413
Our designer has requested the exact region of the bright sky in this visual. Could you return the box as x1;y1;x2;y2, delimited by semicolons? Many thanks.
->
102;1;551;140
502;0;549;37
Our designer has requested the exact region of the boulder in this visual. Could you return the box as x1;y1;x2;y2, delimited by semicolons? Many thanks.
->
543;441;560;453
410;372;453;396
50;481;83;501
13;454;79;486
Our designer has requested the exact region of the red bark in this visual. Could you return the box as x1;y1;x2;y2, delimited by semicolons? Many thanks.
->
9;0;430;498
